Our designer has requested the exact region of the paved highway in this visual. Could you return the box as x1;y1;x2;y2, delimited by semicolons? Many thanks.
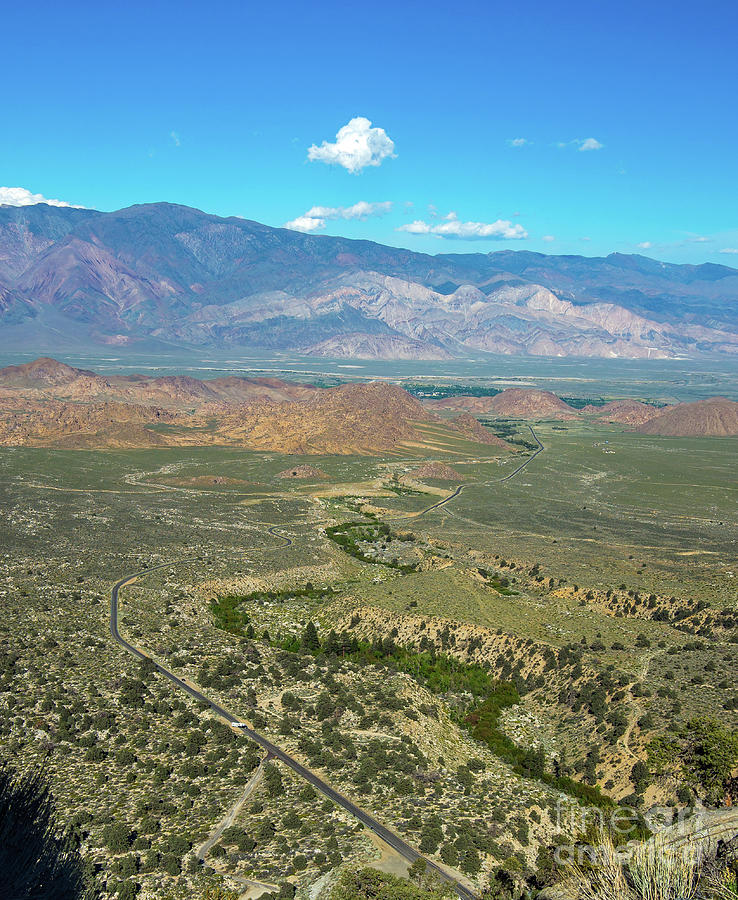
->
109;435;545;896
405;424;544;519
110;533;478;899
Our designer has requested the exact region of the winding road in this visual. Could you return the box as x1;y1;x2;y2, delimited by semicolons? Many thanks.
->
110;534;478;899
403;425;544;519
108;431;548;898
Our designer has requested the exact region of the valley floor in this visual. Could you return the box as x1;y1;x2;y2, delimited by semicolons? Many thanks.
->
0;421;735;899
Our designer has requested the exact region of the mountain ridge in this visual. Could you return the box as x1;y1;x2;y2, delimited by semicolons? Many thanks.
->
1;202;737;359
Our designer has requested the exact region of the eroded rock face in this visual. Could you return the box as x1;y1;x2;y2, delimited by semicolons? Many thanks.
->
302;332;452;360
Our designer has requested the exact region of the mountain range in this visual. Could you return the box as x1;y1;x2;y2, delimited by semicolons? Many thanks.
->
1;202;737;359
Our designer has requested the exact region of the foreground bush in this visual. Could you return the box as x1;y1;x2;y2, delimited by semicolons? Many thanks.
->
330;866;454;899
560;832;737;900
0;764;96;899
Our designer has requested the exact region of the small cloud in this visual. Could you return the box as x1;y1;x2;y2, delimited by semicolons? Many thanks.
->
284;215;325;233
170;131;181;147
542;235;556;243
284;200;393;232
307;116;396;173
507;138;530;147
0;186;84;208
578;137;603;152
637;241;653;250
557;138;604;152
398;210;527;241
689;235;711;243
581;236;592;242
719;247;738;254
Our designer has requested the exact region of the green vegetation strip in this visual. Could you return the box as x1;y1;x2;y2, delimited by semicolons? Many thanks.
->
325;522;418;573
243;614;623;813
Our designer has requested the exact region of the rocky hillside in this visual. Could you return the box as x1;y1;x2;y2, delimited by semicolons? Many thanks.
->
582;399;661;426
1;202;737;359
0;358;511;453
485;389;580;420
427;390;580;419
636;397;738;436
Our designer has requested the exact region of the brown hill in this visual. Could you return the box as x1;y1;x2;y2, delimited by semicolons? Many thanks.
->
206;376;316;404
636;397;738;436
0;359;513;455
451;413;510;448
582;399;661;426
485;388;579;420
0;358;317;409
427;389;579;419
208;382;431;454
0;357;97;387
0;400;174;448
424;395;501;414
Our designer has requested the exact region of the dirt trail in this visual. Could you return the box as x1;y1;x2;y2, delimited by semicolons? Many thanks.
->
618;650;659;764
196;758;267;859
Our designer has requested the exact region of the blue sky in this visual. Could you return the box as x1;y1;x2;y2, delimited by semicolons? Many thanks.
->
2;0;737;263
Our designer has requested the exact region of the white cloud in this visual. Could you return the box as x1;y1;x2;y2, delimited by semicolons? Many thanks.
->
637;241;653;250
307;201;392;220
307;117;396;173
719;247;738;254
284;215;325;233
170;130;181;147
0;186;84;208
284;200;393;233
578;137;603;152
397;211;527;241
557;138;604;152
508;138;530;147
542;235;556;242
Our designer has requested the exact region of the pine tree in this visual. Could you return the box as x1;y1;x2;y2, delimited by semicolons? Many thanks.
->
301;621;320;653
